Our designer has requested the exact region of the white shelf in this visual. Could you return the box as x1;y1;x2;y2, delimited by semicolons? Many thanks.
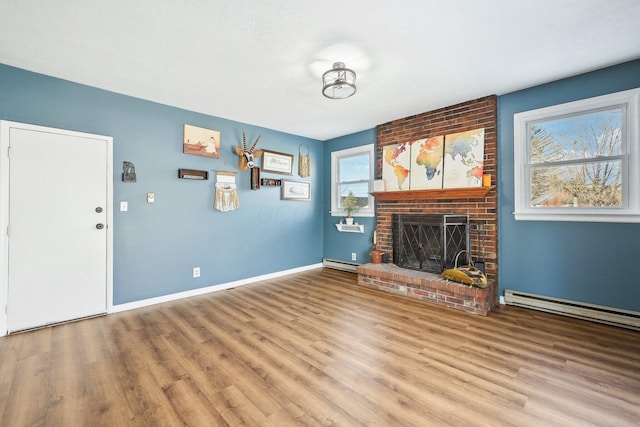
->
335;224;365;233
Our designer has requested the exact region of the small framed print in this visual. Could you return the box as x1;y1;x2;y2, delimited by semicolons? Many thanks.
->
262;149;294;175
281;180;310;201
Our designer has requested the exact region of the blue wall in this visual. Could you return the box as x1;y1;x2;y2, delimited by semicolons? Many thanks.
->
0;63;323;305
323;129;377;264
5;58;640;311
498;59;640;311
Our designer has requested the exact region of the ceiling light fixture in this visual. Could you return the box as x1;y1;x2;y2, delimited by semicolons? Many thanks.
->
322;62;356;99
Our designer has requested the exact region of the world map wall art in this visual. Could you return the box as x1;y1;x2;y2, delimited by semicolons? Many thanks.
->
382;128;485;191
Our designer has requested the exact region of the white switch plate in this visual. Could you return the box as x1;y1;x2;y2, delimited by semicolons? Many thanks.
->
193;267;200;278
147;192;155;203
120;201;128;211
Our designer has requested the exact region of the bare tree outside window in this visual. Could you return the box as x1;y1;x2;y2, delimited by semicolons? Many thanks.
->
514;88;639;223
529;109;623;208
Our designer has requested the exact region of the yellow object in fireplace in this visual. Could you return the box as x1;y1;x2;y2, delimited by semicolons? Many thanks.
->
442;251;488;288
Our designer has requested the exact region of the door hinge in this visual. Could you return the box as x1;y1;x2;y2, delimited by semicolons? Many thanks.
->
7;146;11;158
6;226;10;237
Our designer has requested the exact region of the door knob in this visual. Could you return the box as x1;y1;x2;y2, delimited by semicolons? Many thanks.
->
96;223;104;230
95;207;103;213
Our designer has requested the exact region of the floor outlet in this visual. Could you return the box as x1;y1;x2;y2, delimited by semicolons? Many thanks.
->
193;267;200;278
351;253;357;261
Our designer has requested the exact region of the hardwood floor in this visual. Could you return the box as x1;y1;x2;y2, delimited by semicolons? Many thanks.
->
1;268;639;426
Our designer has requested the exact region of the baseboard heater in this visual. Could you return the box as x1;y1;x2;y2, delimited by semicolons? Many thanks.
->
322;258;359;273
504;289;640;331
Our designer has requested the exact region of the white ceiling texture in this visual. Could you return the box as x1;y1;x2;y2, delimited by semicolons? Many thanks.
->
1;0;639;141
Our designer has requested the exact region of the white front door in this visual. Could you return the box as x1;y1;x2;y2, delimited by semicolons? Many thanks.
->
0;121;112;334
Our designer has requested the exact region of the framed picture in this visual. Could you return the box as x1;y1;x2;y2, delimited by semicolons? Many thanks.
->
281;180;310;201
262;149;294;175
443;128;485;188
382;142;411;191
183;124;220;158
410;136;444;190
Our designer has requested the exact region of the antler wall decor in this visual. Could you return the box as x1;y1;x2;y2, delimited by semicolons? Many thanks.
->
235;130;263;171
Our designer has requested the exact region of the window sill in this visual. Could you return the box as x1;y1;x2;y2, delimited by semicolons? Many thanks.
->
514;212;640;223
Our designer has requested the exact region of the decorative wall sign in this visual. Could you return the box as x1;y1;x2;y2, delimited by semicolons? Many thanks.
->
178;168;209;180
443;128;485;188
214;171;238;212
262;149;294;175
410;136;444;190
281;180;310;200
183;124;220;158
261;178;282;187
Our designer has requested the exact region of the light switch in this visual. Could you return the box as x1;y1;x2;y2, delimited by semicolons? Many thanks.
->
120;201;128;211
147;192;155;203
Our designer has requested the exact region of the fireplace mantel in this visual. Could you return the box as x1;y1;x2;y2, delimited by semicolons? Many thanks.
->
372;186;492;201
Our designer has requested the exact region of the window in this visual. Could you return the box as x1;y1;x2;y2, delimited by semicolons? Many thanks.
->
331;144;374;217
514;87;639;223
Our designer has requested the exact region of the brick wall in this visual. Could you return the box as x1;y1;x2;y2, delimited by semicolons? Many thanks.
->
370;95;499;312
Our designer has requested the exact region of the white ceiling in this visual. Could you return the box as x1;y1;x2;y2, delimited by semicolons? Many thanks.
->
1;0;639;141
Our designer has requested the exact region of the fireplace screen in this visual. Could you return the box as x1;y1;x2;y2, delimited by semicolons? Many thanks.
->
392;214;469;273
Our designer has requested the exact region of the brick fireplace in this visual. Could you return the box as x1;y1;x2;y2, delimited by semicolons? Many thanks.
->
356;95;499;315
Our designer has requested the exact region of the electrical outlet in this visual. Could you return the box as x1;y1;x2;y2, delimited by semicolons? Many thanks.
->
193;267;200;278
351;252;357;261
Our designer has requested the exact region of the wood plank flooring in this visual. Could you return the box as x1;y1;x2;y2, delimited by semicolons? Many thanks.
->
1;268;639;426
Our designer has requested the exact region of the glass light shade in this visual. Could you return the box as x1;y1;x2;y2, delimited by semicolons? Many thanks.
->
322;62;356;99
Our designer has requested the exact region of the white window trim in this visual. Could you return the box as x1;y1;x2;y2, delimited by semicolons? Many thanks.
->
514;87;640;223
330;144;375;217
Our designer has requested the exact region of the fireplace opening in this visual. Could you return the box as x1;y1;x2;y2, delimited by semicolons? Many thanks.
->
392;214;470;273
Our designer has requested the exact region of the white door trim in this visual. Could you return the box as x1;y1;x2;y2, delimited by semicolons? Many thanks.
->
0;120;113;336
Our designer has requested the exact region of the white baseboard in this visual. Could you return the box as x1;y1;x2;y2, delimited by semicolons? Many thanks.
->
111;263;323;314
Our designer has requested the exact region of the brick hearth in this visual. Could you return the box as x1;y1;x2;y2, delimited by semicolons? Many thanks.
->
357;263;496;315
